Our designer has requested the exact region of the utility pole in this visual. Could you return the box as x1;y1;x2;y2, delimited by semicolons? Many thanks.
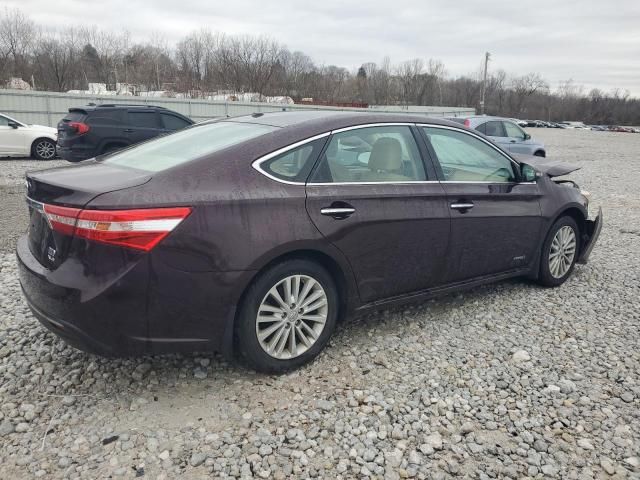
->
480;52;491;115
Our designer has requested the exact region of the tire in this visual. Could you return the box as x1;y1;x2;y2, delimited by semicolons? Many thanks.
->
537;216;580;287
236;259;338;373
534;150;546;157
32;138;57;160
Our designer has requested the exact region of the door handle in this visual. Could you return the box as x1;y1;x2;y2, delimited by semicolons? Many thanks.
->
320;207;355;219
510;139;517;143
450;202;474;211
123;129;134;133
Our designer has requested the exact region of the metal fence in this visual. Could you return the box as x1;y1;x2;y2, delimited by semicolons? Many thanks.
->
0;89;475;127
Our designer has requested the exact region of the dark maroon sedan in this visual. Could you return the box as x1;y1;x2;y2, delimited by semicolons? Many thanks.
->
17;111;602;372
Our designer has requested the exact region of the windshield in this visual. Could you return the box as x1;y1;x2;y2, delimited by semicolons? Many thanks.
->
102;121;279;172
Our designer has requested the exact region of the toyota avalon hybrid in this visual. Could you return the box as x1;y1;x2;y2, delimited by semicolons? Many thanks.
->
16;111;602;372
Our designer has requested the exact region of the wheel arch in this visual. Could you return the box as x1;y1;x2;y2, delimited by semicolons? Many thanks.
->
533;149;546;157
30;136;56;154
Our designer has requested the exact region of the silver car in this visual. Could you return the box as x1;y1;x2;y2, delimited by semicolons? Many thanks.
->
450;116;546;157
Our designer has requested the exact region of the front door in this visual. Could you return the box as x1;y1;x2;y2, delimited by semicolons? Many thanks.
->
503;120;534;155
420;126;542;283
0;115;26;155
305;125;450;303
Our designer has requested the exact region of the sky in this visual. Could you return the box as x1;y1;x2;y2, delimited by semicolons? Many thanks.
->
8;0;640;96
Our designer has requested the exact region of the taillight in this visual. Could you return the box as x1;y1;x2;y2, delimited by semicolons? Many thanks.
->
464;119;471;127
68;121;90;134
42;205;192;252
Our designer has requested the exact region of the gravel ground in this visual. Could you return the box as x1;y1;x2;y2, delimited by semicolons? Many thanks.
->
0;131;639;479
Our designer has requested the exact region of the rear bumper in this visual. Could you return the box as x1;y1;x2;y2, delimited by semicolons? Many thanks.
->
56;145;95;162
16;235;248;357
578;207;602;264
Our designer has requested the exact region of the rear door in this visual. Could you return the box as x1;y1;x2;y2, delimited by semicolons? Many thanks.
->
305;124;450;303
420;125;542;282
126;110;162;145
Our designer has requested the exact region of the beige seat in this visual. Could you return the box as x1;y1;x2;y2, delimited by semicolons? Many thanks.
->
360;138;411;182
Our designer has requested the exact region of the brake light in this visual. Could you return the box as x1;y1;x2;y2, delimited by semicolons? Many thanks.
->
68;121;90;134
42;205;192;252
464;119;471;127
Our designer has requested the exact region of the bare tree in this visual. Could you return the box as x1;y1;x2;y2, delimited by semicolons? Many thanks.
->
509;72;549;115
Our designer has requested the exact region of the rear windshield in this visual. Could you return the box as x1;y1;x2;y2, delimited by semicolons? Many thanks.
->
63;111;86;122
102;121;278;172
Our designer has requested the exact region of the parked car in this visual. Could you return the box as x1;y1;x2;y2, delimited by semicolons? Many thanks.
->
56;104;194;162
590;125;608;131
0;113;57;160
17;112;601;372
452;116;546;157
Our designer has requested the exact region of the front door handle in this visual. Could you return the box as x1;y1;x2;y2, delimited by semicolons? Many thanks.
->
320;207;355;219
450;202;474;212
123;129;134;133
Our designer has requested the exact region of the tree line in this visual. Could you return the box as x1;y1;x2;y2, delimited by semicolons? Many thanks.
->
1;8;639;125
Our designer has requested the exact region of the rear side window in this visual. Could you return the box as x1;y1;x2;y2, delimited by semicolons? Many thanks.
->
311;125;427;183
259;138;327;182
483;121;505;137
103;121;278;172
128;111;159;128
161;113;191;131
0;116;9;126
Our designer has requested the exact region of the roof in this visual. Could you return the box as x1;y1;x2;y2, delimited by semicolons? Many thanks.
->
222;110;463;131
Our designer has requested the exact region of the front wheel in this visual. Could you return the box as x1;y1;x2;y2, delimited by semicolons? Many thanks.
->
537;216;580;287
32;138;57;160
236;259;338;373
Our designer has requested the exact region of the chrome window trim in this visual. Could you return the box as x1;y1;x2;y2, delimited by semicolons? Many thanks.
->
308;181;441;186
252;122;532;187
251;132;331;186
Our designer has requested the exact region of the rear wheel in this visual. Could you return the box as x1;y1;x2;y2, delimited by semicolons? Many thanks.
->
534;150;546;157
537;216;580;287
236;259;338;373
32;138;56;160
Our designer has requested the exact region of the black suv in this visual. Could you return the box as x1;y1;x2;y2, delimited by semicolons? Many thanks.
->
56;104;193;162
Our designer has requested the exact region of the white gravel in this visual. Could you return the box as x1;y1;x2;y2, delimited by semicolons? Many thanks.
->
0;131;639;479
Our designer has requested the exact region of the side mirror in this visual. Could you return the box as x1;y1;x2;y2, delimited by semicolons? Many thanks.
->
521;163;538;182
524;133;531;140
8;121;19;129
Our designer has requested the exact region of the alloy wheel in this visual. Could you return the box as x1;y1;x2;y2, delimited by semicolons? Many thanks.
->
256;275;328;360
549;225;577;278
35;140;56;159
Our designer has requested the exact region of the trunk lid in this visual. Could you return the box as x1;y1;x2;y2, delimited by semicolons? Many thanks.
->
25;162;152;269
57;109;87;146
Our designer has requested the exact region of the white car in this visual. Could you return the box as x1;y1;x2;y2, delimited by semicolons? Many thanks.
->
0;113;58;160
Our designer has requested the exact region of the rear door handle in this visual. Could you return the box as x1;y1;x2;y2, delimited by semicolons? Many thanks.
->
320;207;355;219
450;202;474;211
123;129;134;133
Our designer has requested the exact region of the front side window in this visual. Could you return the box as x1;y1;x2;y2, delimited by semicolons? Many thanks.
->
422;127;516;183
311;125;426;183
259;138;326;182
503;121;526;140
103;121;278;172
